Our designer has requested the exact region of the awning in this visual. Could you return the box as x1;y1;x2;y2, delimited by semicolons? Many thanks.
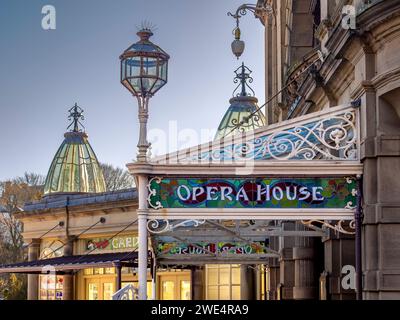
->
0;252;141;274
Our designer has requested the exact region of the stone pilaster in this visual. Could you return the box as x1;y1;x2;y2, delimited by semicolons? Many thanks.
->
192;267;204;300
279;222;295;300
240;265;256;300
267;234;280;300
27;239;40;300
359;51;400;298
323;231;356;300
362;133;400;299
267;264;280;300
293;224;318;300
62;237;74;300
293;247;316;299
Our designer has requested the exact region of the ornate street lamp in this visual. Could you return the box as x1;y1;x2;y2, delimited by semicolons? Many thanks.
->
120;28;170;162
228;2;274;59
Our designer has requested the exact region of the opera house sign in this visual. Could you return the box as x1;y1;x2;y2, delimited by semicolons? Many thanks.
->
148;177;357;210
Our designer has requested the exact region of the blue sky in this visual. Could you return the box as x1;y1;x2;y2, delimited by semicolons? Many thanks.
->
0;0;264;181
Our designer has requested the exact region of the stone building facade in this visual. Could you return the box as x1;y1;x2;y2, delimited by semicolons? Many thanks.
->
1;0;400;301
257;0;400;299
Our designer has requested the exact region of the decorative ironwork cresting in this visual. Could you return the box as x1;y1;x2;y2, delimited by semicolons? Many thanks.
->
263;110;357;161
150;104;360;164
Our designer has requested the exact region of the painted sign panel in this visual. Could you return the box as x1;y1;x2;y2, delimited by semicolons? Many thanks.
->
86;235;138;251
148;177;356;210
157;242;268;255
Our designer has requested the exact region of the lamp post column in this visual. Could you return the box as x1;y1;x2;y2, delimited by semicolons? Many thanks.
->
120;27;169;300
137;96;150;162
138;174;149;300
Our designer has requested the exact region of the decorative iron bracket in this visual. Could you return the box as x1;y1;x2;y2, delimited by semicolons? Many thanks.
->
301;219;356;235
147;219;207;235
147;176;163;209
228;3;274;27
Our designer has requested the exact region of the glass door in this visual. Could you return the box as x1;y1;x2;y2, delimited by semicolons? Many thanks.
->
158;275;191;300
86;277;115;300
86;279;100;300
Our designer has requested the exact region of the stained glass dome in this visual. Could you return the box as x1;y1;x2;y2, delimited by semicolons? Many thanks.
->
43;104;106;196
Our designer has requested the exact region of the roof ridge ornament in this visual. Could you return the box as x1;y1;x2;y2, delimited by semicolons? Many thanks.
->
233;62;255;97
67;103;85;132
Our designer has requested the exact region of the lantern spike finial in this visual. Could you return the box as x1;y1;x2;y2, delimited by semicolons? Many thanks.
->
136;21;157;41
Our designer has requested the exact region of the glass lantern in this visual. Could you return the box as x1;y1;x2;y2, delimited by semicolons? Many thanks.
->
120;29;169;97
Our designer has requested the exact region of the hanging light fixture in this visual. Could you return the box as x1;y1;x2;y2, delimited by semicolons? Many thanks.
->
228;2;274;59
231;25;245;59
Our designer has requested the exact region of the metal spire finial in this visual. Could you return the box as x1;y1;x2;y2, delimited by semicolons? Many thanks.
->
232;62;255;97
67;103;85;132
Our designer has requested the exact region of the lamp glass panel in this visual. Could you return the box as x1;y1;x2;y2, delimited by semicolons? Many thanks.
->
159;62;167;81
143;57;158;77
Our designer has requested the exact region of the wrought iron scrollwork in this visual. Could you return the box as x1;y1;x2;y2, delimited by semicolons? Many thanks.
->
147;219;206;235
188;107;359;162
112;284;139;300
227;3;274;22
266;111;357;160
147;176;163;209
301;219;356;235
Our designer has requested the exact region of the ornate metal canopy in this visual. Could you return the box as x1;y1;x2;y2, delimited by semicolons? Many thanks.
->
148;103;360;165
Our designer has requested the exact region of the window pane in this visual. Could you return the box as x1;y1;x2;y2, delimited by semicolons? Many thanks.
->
207;286;218;300
207;268;218;284
180;280;191;300
219;286;230;300
104;267;115;274
103;283;114;300
232;267;241;285
219;266;230;285
162;281;175;300
84;268;93;275
47;290;56;300
232;286;241;300
88;283;99;300
121;267;134;274
147;282;153;299
93;268;104;275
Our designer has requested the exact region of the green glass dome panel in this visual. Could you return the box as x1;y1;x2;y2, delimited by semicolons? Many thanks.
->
44;131;106;195
214;96;266;141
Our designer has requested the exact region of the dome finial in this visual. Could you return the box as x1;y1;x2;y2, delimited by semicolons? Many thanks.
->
233;62;255;97
67;103;85;132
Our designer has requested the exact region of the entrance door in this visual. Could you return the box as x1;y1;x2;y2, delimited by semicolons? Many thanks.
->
86;277;115;300
158;274;191;300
